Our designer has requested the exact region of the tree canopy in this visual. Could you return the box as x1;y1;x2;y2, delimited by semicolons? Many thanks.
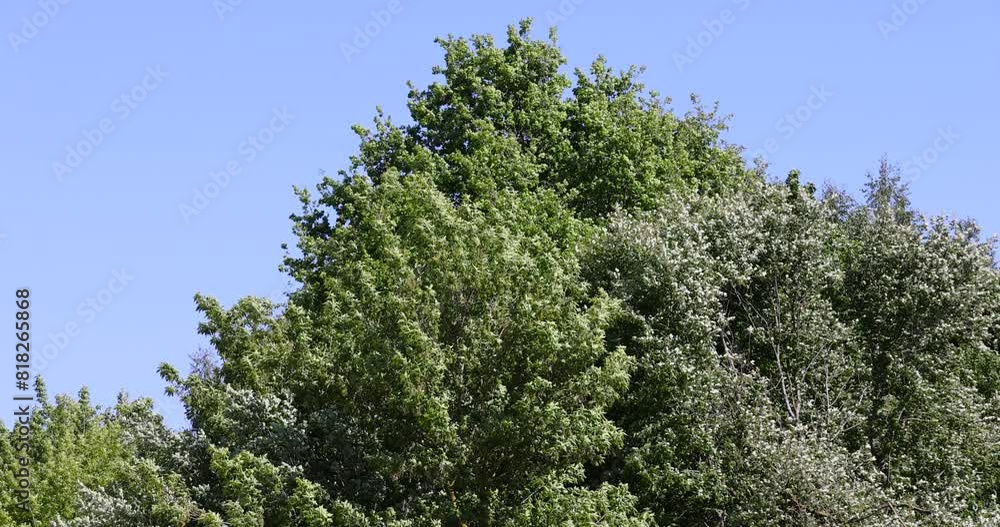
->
4;20;998;526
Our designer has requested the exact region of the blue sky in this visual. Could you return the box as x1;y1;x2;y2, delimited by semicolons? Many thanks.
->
1;0;997;426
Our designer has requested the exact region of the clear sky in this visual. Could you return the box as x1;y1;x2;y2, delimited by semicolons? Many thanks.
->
2;0;997;426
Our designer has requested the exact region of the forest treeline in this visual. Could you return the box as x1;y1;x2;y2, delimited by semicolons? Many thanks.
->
3;21;999;526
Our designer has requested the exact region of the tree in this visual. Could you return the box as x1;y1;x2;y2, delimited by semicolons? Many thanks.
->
164;172;648;525
840;161;1000;514
6;19;998;527
349;20;750;219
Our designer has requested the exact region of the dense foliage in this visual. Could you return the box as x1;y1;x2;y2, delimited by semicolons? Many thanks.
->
4;20;998;526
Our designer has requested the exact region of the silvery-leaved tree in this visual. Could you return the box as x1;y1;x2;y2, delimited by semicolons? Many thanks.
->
839;160;1000;516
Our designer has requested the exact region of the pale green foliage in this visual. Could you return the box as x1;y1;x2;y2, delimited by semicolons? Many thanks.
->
583;180;884;525
0;382;203;526
840;161;1000;513
582;167;998;524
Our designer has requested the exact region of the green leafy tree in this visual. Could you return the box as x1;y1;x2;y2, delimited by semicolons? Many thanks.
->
7;20;999;527
349;20;749;220
163;172;647;524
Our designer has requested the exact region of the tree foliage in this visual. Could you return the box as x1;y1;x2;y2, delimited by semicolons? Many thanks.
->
4;20;998;526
